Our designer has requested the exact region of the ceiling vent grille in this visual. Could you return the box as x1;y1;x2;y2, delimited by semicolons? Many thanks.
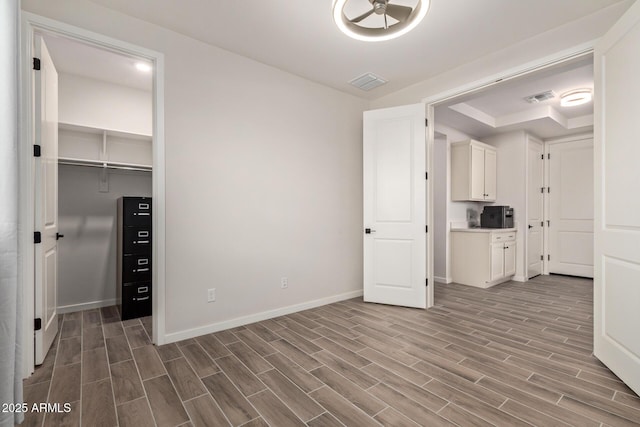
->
524;90;556;104
349;72;387;91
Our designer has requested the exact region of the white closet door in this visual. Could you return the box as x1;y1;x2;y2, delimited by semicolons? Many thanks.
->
594;0;640;396
363;104;427;309
34;35;59;365
548;138;594;278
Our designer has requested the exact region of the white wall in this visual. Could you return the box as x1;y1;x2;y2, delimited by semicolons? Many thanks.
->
59;73;152;135
58;166;151;312
483;131;528;281
22;0;369;339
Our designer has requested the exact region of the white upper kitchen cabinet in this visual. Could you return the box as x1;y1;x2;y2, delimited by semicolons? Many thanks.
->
451;139;497;201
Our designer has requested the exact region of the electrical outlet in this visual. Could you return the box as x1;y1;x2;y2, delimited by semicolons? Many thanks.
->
207;288;216;302
281;277;288;289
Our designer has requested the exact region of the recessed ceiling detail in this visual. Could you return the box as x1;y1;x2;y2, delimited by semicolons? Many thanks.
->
333;0;430;42
448;101;593;134
349;72;388;91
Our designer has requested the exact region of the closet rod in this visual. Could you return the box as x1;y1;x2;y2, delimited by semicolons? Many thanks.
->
58;160;151;172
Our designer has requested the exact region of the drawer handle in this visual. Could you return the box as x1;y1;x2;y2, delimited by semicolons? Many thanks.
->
138;286;149;293
135;268;149;273
138;231;149;238
495;237;502;240
138;203;149;210
138;259;149;265
135;296;149;301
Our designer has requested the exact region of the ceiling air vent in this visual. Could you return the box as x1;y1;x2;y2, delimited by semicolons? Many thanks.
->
524;90;556;104
349;73;387;91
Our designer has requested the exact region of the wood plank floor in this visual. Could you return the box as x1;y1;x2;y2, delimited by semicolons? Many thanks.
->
22;275;640;426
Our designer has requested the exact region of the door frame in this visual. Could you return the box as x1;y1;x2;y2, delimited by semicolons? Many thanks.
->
525;135;544;279
19;12;166;378
422;41;595;301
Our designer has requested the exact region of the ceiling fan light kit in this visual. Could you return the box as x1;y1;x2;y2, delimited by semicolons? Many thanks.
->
333;0;430;42
560;89;592;107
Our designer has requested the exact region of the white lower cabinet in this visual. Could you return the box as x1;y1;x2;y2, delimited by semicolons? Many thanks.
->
451;229;517;288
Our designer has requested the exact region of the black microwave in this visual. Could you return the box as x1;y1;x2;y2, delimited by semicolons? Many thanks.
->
480;206;514;228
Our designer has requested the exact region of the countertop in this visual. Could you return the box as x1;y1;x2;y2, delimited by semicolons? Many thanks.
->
450;227;517;233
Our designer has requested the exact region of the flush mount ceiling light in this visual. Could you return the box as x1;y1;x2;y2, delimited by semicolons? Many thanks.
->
560;89;592;107
135;62;152;72
333;0;430;42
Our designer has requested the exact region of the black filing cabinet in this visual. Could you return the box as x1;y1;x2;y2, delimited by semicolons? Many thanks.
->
117;197;152;320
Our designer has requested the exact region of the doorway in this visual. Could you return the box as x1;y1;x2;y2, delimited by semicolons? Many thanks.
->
429;53;596;296
20;13;166;377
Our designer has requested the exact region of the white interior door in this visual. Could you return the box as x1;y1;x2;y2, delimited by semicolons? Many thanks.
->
527;138;544;278
594;0;640;396
547;138;594;278
34;35;59;365
363;104;427;308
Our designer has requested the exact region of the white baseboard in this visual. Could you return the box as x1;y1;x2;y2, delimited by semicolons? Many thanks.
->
58;298;117;314
434;276;452;284
164;289;363;344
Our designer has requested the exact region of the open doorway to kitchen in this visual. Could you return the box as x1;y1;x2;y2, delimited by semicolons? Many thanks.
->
430;54;595;294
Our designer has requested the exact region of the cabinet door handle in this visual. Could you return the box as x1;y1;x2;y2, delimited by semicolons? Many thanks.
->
365;228;376;234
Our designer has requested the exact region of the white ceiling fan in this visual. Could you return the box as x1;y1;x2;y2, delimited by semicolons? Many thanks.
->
333;0;430;42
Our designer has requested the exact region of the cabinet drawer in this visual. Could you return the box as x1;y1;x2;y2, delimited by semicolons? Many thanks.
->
491;232;516;243
121;282;152;320
122;227;152;254
122;254;151;283
122;198;152;227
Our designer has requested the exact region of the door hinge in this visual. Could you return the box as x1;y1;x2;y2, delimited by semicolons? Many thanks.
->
426;279;428;287
540;255;544;261
547;220;550;227
548;254;551;261
547;187;551;193
34;318;42;331
425;172;428;180
547;153;551;159
34;231;41;244
33;57;41;71
425;225;428;233
425;118;428;127
34;144;41;157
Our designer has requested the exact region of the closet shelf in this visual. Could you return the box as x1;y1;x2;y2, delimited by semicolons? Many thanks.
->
59;122;152;140
58;157;152;172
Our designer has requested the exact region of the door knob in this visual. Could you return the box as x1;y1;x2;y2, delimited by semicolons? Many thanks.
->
56;233;64;240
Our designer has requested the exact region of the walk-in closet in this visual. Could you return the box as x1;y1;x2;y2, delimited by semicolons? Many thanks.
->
43;33;154;319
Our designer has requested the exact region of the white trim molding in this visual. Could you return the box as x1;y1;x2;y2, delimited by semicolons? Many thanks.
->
57;299;118;314
164;290;363;344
